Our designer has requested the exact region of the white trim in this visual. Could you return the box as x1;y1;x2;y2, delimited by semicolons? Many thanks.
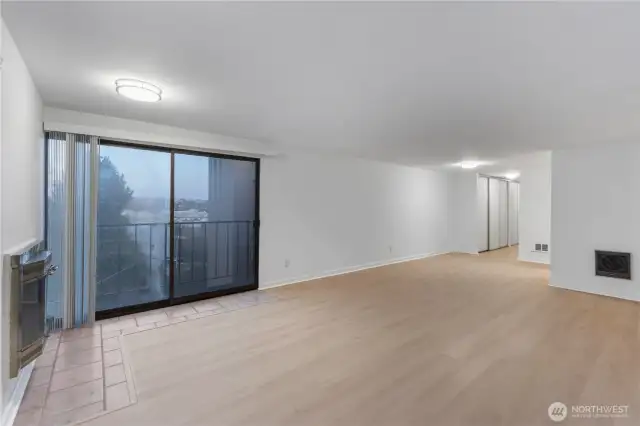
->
260;251;449;290
86;136;99;325
517;257;550;265
1;361;34;426
547;282;639;302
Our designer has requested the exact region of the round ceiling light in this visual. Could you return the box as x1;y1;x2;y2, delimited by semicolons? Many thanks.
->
115;79;162;102
458;161;480;169
504;172;520;180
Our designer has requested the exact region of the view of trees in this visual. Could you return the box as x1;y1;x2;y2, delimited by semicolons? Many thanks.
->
96;157;165;311
97;157;133;227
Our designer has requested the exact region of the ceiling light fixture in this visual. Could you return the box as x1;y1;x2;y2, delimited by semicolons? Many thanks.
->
115;79;162;102
458;161;480;169
505;172;520;180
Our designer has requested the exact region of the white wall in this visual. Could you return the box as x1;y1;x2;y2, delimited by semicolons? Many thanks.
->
43;109;452;288
0;19;44;423
260;152;451;287
551;144;640;301
447;171;479;254
2;24;43;252
517;151;551;264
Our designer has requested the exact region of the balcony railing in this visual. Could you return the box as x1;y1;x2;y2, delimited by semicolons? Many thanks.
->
96;220;255;311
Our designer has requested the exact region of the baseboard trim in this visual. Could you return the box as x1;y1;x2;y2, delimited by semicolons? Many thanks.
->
548;282;640;303
1;361;34;426
517;256;550;265
260;251;449;290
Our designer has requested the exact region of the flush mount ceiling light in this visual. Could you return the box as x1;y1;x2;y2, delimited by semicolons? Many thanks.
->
115;79;162;102
458;161;481;169
505;172;520;180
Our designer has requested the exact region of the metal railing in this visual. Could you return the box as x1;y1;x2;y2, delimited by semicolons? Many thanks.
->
96;220;255;311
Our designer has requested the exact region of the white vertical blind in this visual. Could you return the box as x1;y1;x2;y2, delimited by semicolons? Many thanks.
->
45;132;67;332
46;132;99;330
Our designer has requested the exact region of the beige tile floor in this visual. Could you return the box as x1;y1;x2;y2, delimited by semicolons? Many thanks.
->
14;290;278;426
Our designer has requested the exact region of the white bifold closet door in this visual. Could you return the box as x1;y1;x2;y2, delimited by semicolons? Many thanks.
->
488;178;501;250
498;179;509;248
477;176;489;252
508;182;519;245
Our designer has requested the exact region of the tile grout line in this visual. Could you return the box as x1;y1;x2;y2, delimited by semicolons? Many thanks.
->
118;334;138;405
49;326;125;426
43;328;107;425
72;333;138;425
99;324;107;413
39;334;60;426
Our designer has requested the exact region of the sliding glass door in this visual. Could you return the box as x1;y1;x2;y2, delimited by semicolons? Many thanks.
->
173;154;257;298
93;141;259;318
96;145;171;312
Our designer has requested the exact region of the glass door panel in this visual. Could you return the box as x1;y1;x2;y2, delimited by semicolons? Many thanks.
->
96;145;171;312
173;154;257;298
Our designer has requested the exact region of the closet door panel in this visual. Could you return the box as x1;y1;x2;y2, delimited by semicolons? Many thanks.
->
498;180;509;248
488;178;501;250
508;182;519;245
477;176;489;252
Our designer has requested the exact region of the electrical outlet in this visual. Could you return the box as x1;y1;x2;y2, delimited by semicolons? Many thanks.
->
284;259;290;268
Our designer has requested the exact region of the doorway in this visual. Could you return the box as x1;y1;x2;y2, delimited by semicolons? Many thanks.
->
95;141;259;319
477;175;519;252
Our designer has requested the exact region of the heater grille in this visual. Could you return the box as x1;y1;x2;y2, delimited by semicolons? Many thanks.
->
595;251;631;280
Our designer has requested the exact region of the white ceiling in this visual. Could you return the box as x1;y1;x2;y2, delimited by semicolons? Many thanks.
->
5;1;640;166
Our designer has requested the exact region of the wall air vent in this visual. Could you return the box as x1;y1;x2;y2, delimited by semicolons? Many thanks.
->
595;251;630;280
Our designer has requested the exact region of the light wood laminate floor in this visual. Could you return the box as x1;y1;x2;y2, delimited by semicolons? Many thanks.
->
76;247;639;426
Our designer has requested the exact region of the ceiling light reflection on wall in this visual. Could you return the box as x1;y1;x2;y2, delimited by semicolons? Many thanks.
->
115;79;162;102
505;172;520;180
